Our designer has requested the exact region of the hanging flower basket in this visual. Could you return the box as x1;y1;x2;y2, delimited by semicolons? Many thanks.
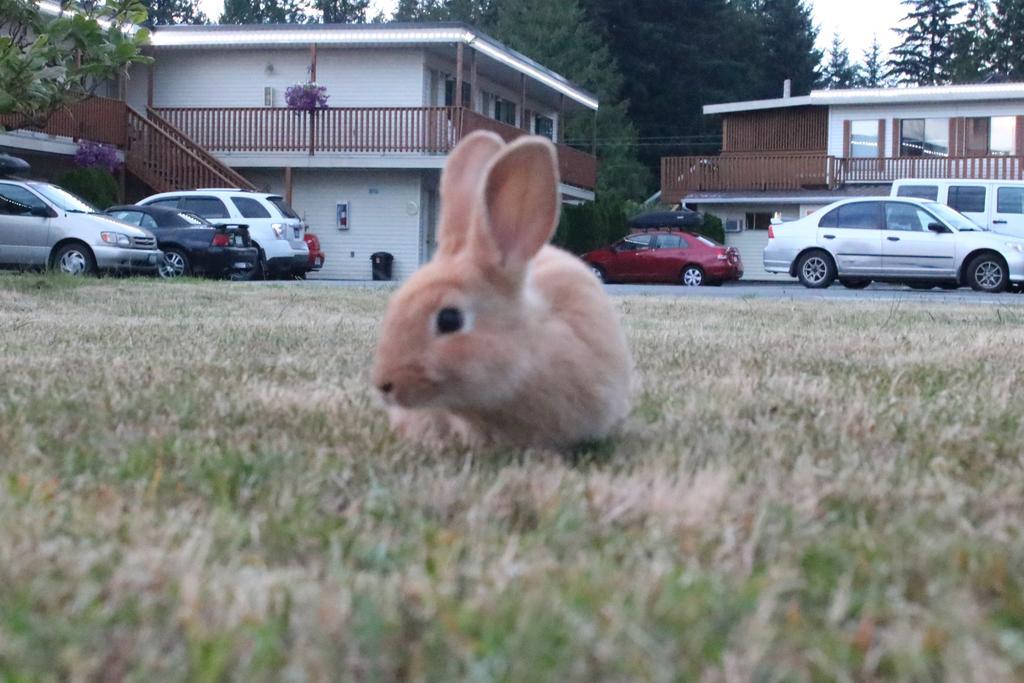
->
74;140;121;173
285;82;329;111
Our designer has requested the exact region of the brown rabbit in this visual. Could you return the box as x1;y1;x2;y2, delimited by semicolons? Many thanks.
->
371;131;632;448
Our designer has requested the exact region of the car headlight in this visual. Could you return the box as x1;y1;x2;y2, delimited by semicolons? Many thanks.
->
272;223;285;239
100;232;131;247
1006;242;1024;253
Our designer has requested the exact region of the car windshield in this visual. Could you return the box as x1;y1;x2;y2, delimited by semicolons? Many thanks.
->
267;196;299;219
28;182;96;213
926;202;985;231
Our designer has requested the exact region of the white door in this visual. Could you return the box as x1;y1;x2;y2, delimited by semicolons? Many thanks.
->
881;202;957;278
991;186;1024;238
817;201;883;276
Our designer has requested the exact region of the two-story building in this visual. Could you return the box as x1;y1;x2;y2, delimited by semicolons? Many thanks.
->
1;21;599;280
662;83;1024;279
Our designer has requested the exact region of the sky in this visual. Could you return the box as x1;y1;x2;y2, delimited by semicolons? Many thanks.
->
197;0;908;62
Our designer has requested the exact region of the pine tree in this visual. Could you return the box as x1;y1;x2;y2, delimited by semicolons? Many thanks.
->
141;0;207;26
820;33;860;88
856;36;888;87
755;0;822;98
949;0;995;82
313;0;370;23
887;0;965;85
220;0;308;23
392;0;494;23
490;0;648;201
992;0;1024;76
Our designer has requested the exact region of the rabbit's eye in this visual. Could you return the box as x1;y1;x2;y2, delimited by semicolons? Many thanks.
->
436;307;464;335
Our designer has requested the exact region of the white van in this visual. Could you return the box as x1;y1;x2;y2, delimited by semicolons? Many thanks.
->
891;179;1024;238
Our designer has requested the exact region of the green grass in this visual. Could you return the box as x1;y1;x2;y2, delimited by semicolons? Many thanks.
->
1;274;1023;682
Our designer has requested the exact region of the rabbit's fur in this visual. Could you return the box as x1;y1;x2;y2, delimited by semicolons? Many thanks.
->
371;131;632;448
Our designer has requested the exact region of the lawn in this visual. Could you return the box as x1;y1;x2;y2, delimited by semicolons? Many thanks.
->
1;275;1023;682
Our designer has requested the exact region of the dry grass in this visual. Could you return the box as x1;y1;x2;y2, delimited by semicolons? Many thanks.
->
1;274;1023;682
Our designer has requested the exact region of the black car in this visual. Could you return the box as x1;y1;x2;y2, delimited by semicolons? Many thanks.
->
104;205;258;279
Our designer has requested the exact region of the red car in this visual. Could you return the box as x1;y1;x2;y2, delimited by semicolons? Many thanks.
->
304;232;325;275
583;230;743;286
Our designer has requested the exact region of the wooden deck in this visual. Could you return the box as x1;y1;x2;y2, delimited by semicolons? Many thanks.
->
662;153;1024;201
155;106;598;190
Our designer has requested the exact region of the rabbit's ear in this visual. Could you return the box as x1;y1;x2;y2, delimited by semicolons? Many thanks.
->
437;131;504;256
478;137;560;272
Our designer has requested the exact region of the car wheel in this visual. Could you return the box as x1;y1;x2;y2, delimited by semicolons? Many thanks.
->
158;249;190;279
839;278;871;289
52;243;97;277
680;265;704;287
796;251;835;289
589;264;606;283
967;253;1009;293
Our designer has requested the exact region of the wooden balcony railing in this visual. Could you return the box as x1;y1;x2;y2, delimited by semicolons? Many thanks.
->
460;109;598;190
154;106;598;190
0;96;127;147
662;154;836;199
662;153;1024;201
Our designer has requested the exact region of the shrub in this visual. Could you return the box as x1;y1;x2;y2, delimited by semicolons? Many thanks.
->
59;168;119;209
694;212;726;244
74;141;121;173
553;199;629;254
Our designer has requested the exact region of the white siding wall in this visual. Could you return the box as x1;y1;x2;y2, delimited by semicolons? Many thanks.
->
245;168;425;280
137;48;427;108
827;101;1024;157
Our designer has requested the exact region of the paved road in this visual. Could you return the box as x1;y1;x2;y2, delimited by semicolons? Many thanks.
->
286;278;1024;305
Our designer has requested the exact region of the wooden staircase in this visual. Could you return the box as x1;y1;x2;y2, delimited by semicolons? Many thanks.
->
124;105;256;193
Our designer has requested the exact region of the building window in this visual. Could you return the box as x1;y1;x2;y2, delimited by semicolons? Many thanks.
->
444;78;471;107
850;120;879;158
535;115;554;140
966;116;1017;156
745;212;772;230
492;96;517;126
991;116;1016;156
900;118;948;157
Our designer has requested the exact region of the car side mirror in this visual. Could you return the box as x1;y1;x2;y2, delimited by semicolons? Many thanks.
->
927;222;949;233
30;205;54;218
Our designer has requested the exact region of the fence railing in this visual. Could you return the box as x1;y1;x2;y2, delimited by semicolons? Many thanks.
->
0;96;127;147
154;106;598;190
460;109;598;190
125;107;256;194
662;153;1024;200
155;106;462;155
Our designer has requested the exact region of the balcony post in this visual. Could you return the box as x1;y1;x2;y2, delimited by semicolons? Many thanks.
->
455;42;464;113
520;73;527;131
284;166;294;205
469;47;477;112
310;43;317;82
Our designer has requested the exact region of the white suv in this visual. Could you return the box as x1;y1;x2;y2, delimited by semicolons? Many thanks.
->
137;190;308;278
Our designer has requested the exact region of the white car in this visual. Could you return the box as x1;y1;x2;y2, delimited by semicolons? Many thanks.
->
892;179;1024;238
0;177;162;275
137;190;308;278
764;197;1024;292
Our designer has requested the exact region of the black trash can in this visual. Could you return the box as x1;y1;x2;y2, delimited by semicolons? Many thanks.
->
370;251;394;281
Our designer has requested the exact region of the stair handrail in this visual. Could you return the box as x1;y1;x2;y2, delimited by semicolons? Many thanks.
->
125;107;256;192
142;106;256;191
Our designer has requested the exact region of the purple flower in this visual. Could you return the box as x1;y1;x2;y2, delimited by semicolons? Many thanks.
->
285;82;329;111
74;141;121;172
